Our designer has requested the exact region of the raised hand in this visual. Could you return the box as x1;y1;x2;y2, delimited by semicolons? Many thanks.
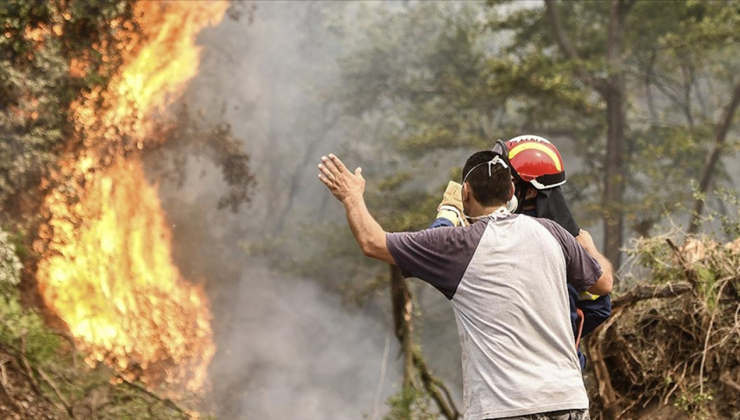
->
317;154;366;204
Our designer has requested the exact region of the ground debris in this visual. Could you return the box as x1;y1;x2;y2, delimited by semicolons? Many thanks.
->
586;235;740;419
0;347;62;419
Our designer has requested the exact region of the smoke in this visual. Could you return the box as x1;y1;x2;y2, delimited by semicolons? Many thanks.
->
208;263;397;419
144;2;403;418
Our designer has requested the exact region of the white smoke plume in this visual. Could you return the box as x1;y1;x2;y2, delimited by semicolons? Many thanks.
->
147;2;404;418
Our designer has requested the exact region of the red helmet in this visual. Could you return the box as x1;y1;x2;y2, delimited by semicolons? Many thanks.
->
505;135;566;190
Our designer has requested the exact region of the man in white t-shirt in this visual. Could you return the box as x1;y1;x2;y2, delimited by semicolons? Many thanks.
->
317;149;612;420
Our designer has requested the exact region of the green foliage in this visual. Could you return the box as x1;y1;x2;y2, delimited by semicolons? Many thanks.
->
334;0;740;241
0;0;138;216
0;227;59;363
338;2;496;153
0;293;59;363
0;228;22;288
384;385;437;420
714;187;740;238
674;387;712;419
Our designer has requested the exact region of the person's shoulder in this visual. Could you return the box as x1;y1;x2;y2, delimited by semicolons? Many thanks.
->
529;216;568;234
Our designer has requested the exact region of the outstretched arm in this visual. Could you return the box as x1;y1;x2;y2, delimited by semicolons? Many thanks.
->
318;154;394;264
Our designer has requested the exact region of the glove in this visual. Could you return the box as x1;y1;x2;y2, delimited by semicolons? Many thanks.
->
578;291;600;301
436;181;468;227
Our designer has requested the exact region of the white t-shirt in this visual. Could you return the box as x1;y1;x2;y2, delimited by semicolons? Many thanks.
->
386;214;601;420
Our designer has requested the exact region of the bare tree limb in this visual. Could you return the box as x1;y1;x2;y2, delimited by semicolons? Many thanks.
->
544;0;579;61
666;239;700;290
51;329;78;370
414;355;461;420
19;334;41;398
721;371;740;394
688;80;740;234
0;357;24;417
544;0;609;94
390;265;417;390
389;265;460;419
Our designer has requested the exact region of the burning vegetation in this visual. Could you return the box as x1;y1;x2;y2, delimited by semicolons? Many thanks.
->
28;0;246;396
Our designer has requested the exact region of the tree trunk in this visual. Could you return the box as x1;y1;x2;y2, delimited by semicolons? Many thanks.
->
546;0;631;270
601;0;629;270
389;265;461;419
687;81;740;234
390;265;417;389
603;87;625;270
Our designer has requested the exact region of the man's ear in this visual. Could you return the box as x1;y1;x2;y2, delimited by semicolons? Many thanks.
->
462;182;470;203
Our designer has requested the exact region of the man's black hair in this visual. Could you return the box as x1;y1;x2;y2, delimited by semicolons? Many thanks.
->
461;151;512;207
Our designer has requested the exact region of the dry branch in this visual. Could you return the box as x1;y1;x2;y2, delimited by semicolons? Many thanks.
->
666;239;699;289
0;357;23;416
612;282;693;309
414;354;461;420
720;371;740;394
587;234;740;418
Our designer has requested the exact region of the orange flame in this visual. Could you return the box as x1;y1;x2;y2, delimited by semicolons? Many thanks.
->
36;1;229;392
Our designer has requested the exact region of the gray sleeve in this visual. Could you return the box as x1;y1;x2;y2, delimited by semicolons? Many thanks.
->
535;218;602;292
386;223;486;299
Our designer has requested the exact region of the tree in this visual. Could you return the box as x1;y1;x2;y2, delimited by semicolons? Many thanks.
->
0;0;139;219
487;0;740;267
544;0;633;268
328;1;740;414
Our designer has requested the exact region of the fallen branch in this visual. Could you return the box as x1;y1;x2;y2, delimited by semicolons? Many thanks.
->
114;375;191;419
19;333;40;394
666;239;699;290
584;308;623;418
612;282;693;309
0;356;23;416
720;371;740;394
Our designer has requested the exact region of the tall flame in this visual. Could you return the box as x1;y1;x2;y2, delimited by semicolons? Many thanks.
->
36;1;229;392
